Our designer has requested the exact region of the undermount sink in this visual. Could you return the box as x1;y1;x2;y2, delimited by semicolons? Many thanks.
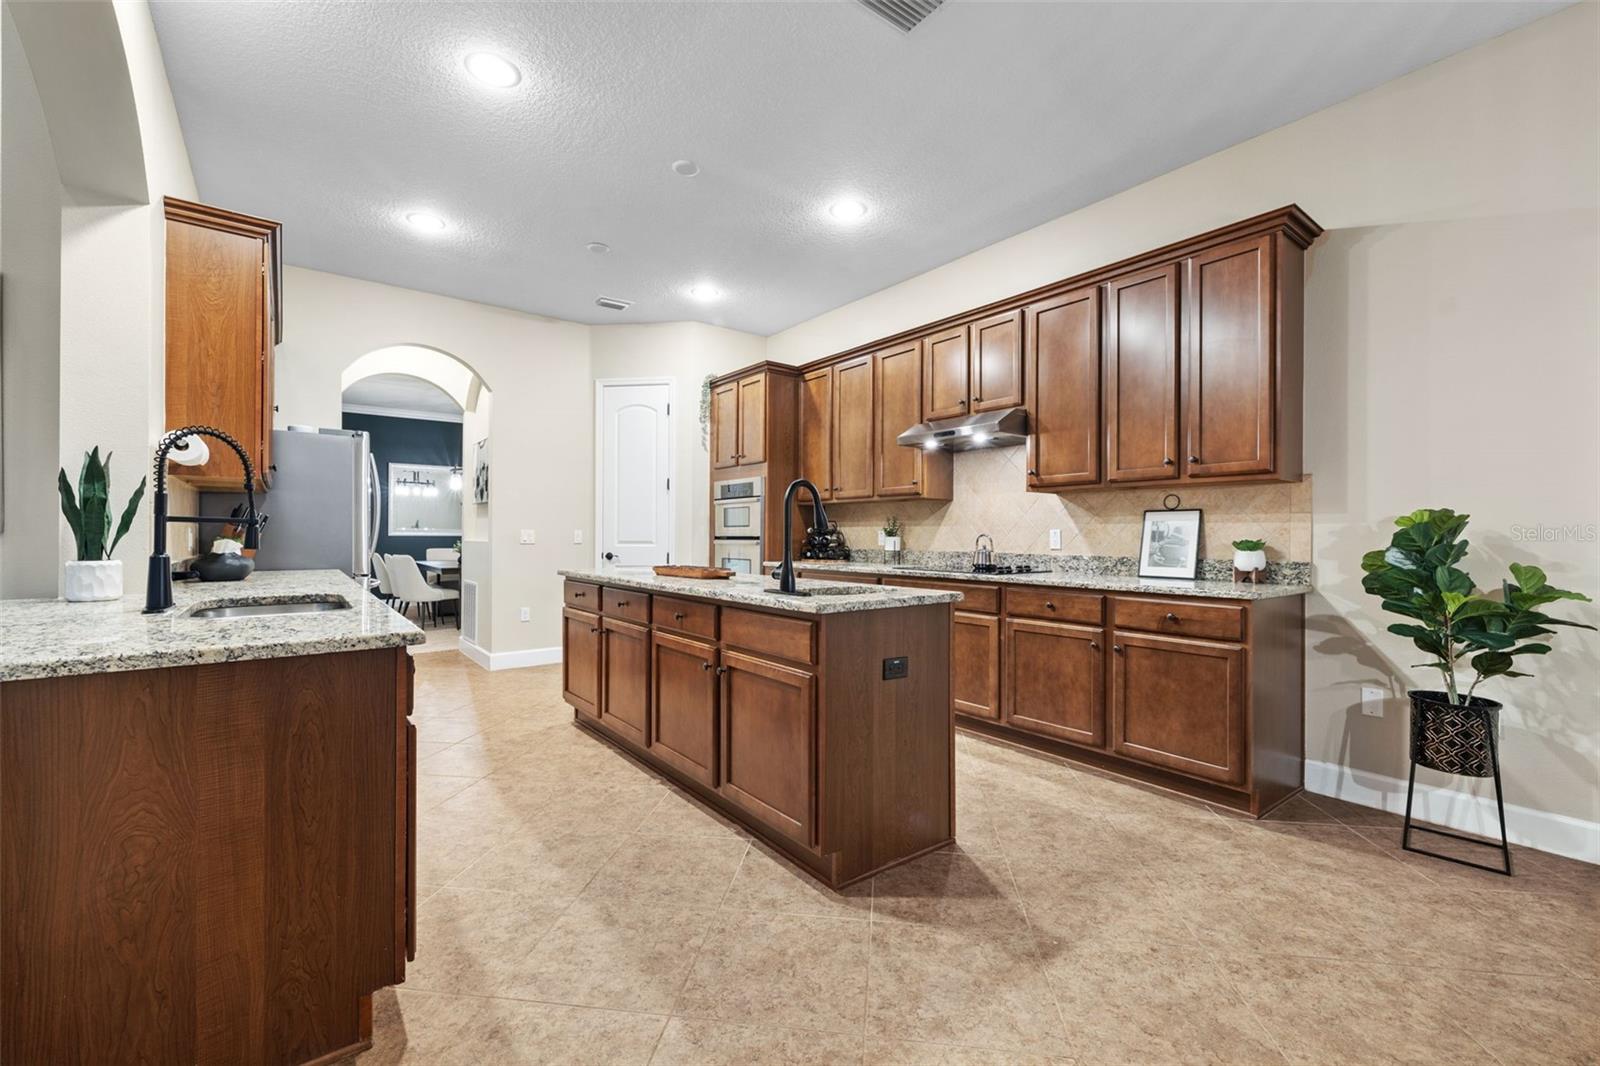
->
187;597;351;619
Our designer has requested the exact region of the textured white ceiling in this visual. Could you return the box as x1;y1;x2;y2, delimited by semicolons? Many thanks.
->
151;1;1562;336
342;373;463;420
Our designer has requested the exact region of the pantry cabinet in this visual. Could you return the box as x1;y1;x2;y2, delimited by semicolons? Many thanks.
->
164;197;282;491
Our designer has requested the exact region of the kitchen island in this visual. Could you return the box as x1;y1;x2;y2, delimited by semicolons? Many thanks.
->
0;571;422;1066
558;568;961;888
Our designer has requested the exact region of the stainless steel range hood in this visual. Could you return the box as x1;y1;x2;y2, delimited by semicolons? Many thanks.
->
896;406;1028;452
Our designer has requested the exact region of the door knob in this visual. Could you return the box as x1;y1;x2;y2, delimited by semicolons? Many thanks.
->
604;552;616;561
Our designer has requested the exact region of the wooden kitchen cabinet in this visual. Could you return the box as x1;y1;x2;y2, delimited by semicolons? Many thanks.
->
1110;631;1245;786
875;340;924;496
562;607;602;719
922;325;970;421
711;380;740;469
600;617;650;746
952;610;1001;720
711;371;778;469
1183;234;1275;478
737;374;768;465
164;197;282;491
719;649;817;847
1026;286;1101;488
1104;263;1180;483
799;366;835;502
970;308;1023;412
1004;616;1105;746
650;631;719;787
832;354;875;500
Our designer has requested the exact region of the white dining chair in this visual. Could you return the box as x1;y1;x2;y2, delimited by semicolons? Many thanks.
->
425;548;461;563
370;552;394;602
386;553;459;628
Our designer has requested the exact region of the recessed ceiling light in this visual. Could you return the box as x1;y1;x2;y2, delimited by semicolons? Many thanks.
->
828;197;869;223
586;242;610;254
464;52;521;88
404;210;448;233
685;282;722;302
671;159;700;177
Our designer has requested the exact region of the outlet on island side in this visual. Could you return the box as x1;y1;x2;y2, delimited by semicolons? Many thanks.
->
1361;685;1386;717
882;656;909;681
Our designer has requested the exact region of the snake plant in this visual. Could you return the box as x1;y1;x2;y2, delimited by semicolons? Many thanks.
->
57;447;146;561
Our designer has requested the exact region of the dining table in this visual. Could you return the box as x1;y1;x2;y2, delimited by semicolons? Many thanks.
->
415;558;461;628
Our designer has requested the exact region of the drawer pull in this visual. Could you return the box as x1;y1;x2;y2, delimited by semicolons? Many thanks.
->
673;612;686;621
1163;457;1175;466
573;591;586;598
1090;641;1100;650
1044;600;1055;610
616;599;629;607
1189;455;1200;463
1165;612;1179;623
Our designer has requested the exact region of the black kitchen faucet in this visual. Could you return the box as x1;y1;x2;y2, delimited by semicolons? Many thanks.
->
768;478;830;596
143;426;269;613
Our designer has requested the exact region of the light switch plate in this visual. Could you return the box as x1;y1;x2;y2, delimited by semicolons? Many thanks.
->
520;529;536;545
1360;685;1386;717
877;530;886;545
1049;528;1062;550
573;529;583;544
519;606;530;622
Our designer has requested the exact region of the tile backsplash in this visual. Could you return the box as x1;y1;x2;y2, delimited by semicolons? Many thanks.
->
823;446;1311;564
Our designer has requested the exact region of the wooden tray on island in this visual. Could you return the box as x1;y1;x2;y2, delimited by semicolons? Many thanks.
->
652;565;736;580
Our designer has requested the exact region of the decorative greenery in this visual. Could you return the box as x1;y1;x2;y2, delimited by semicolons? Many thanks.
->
57;447;146;562
882;515;902;539
698;374;714;452
1360;508;1592;706
1231;538;1266;552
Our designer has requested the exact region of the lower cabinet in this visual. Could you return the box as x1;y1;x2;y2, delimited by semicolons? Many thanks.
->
1003;616;1105;746
562;607;602;719
952;610;1001;720
600;617;650;746
1110;631;1245;785
718;649;816;847
650;630;719;787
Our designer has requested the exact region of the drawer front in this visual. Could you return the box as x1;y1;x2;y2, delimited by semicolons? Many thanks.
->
721;608;817;665
882;577;999;614
602;587;651;624
1114;597;1244;642
564;580;602;611
1004;586;1103;625
653;594;718;640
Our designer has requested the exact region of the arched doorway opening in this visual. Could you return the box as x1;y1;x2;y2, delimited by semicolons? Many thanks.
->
341;346;493;657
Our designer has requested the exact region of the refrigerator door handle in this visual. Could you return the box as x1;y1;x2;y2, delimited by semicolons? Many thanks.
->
366;452;382;565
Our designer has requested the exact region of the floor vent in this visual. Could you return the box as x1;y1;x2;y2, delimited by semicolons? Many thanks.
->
858;0;944;33
595;296;633;311
461;579;478;643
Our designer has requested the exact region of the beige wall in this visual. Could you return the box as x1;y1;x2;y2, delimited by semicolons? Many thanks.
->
767;6;1599;855
590;322;767;566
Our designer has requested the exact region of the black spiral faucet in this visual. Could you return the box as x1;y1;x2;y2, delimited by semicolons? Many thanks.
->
769;478;830;596
143;426;269;614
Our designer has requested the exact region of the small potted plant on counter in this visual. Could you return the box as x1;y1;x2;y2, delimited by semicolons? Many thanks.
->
882;516;903;564
1361;508;1593;871
1231;537;1268;582
57;447;146;601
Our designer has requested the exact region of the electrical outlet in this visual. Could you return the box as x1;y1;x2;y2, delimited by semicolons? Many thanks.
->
1049;528;1062;551
1361;685;1386;718
520;529;536;545
882;656;909;680
573;529;584;544
877;529;886;545
519;606;530;622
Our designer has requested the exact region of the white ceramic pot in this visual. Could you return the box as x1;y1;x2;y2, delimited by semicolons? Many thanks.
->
1233;548;1268;573
884;536;902;553
63;559;124;602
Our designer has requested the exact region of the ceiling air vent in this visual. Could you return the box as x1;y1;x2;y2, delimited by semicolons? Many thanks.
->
594;296;633;311
858;0;944;33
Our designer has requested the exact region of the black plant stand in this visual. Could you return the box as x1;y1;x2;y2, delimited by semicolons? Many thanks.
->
1402;698;1513;876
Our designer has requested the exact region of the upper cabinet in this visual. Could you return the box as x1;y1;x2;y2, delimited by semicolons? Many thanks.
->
799;367;835;501
711;368;790;472
1183;235;1275;478
831;355;875;500
711;380;741;469
736;374;768;465
1025;286;1100;488
921;310;1023;421
922;325;969;421
164;197;282;491
874;340;925;497
1103;264;1181;483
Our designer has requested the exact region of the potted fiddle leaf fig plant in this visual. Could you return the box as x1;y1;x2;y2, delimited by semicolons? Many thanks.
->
1361;508;1593;776
57;447;146;602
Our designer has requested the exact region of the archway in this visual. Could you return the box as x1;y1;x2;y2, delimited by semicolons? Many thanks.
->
341;345;494;658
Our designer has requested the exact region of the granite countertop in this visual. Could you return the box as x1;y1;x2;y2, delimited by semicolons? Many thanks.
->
767;560;1312;602
1;569;424;682
558;568;962;615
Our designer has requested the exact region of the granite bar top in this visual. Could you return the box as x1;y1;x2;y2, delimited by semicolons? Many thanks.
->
558;568;962;615
767;560;1312;602
1;569;424;682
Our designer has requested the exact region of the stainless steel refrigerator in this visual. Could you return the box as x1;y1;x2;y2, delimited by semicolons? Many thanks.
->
202;427;378;578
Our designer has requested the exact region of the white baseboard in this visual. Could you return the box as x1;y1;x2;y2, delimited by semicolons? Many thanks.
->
1305;759;1599;865
457;640;561;672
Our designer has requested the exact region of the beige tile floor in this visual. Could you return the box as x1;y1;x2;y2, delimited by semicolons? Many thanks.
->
359;654;1599;1066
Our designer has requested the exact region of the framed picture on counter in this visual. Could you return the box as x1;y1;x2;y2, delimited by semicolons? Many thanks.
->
1138;508;1202;580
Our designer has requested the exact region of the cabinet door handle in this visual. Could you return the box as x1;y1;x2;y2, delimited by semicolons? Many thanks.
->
1163;457;1175;466
1113;644;1123;653
910;479;918;486
715;665;729;676
1027;469;1038;477
573;591;586;598
615;599;628;607
700;661;713;671
673;612;686;621
1090;641;1100;651
1165;612;1179;623
589;626;600;634
1188;455;1200;464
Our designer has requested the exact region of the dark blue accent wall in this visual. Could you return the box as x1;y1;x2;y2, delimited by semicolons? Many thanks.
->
343;412;463;560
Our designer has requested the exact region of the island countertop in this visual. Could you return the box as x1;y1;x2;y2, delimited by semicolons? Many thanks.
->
767;559;1313;602
0;569;423;682
558;567;963;614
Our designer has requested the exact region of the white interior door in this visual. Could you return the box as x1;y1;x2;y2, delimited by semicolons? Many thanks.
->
598;381;672;567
